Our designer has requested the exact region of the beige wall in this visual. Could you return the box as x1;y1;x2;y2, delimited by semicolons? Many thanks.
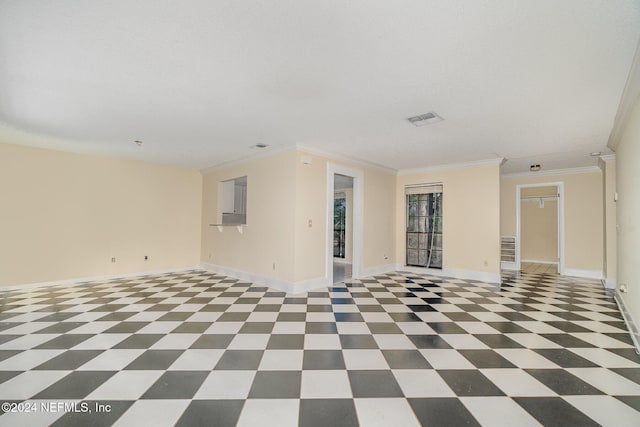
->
601;158;617;284
293;151;327;281
521;186;557;197
345;189;353;262
293;151;396;282
362;165;396;271
501;171;603;272
201;151;298;282
201;150;396;284
520;199;558;263
396;164;501;277
615;94;640;333
0;143;202;287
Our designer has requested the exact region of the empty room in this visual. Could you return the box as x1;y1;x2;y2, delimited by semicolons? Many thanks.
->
1;1;640;426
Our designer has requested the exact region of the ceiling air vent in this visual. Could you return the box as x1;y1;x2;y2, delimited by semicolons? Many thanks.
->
250;143;269;149
408;112;443;127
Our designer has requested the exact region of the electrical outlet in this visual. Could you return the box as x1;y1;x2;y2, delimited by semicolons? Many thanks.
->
384;254;388;260
111;257;116;263
272;262;276;271
483;260;488;267
308;219;312;228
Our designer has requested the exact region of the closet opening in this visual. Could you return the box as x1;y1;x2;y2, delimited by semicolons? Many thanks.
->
516;182;564;275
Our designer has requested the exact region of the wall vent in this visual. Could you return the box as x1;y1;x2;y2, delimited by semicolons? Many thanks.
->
408;112;443;127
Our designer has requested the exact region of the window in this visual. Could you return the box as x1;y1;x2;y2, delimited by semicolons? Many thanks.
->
406;184;443;269
333;194;346;258
221;176;247;224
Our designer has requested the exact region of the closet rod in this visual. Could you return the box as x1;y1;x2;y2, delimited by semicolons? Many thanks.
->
520;196;558;201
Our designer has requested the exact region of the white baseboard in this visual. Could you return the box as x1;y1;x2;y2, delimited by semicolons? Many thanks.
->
563;268;604;280
615;290;640;355
0;266;201;292
501;261;519;270
201;262;501;293
603;278;617;289
361;263;397;277
396;265;447;276
293;276;332;293
332;258;352;265
521;259;558;265
200;262;331;294
395;264;501;284
442;267;501;284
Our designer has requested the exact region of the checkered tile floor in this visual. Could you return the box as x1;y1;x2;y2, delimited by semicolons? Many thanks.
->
1;270;639;426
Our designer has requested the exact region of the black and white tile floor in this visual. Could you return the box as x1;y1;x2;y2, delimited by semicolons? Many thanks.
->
0;270;639;426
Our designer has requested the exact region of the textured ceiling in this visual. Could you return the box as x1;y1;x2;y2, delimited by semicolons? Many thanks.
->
1;0;639;173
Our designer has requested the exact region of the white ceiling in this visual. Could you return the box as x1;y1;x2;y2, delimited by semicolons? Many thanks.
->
1;0;639;174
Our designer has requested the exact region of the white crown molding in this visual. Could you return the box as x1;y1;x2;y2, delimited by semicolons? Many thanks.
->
200;143;398;176
397;157;504;176
295;144;397;175
0;266;200;291
597;154;616;171
501;165;601;179
608;38;640;151
200;144;298;174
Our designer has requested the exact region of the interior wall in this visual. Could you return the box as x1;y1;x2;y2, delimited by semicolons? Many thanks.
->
345;189;353;262
396;163;502;279
361;165;396;273
0;143;202;287
201;151;297;282
520;199;558;263
293;151;396;282
600;158;617;286
501;171;604;273
293;152;327;282
615;94;640;338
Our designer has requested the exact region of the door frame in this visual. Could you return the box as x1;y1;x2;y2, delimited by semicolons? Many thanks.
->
516;182;564;274
326;163;363;284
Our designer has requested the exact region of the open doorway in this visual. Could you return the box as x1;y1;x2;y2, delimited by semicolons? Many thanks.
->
326;163;363;285
333;174;353;283
517;183;564;275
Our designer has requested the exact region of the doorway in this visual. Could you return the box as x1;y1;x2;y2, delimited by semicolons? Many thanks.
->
516;183;564;275
333;174;353;283
405;184;443;269
326;163;363;285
